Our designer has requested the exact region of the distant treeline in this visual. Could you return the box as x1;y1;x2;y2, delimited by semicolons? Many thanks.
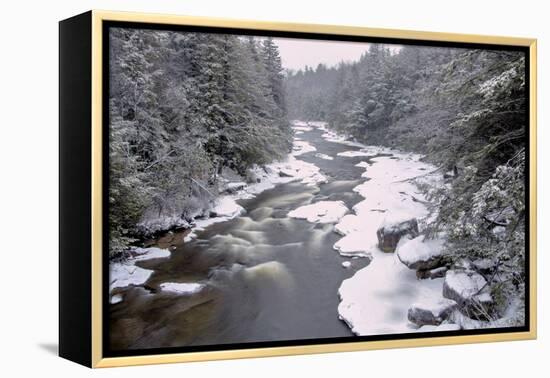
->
286;44;527;320
109;28;291;256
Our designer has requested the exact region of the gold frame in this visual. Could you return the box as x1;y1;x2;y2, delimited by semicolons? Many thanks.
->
90;9;537;368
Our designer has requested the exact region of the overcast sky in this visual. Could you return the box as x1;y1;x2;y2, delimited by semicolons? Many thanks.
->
273;37;401;71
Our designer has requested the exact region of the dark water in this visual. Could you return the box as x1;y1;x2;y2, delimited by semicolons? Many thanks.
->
110;126;375;351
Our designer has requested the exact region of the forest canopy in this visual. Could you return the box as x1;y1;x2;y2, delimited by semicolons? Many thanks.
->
108;28;291;257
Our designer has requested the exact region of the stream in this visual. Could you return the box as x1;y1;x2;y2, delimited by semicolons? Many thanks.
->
109;122;421;351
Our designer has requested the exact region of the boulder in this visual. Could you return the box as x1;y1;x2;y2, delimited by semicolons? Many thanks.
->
416;266;448;280
471;258;497;275
341;261;352;269
443;270;487;306
443;270;494;319
224;181;247;194
376;218;419;253
408;299;458;326
396;234;445;270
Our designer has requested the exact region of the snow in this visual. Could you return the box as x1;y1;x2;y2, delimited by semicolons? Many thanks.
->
443;270;487;302
110;294;123;304
315;153;334;160
137;215;191;236
226;181;247;190
110;247;172;292
272;156;327;186
184;197;245;242
334;214;364;236
408;298;457;325
110;263;154;292
212;197;244;218
292;140;317;156
337;150;376;158
332;154;437;258
396;235;444;269
342;261;352;269
291;120;313;132
132;247;171;261
160;282;205;295
307;121;329;129
338;250;446;335
320;130;365;148
416;323;461;332
332;134;448;335
288;200;349;224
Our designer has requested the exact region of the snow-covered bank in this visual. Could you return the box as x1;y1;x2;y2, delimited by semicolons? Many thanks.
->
292;140;316;156
128;120;329;249
333;152;436;258
338;250;446;335
329;133;447;334
110;247;172;298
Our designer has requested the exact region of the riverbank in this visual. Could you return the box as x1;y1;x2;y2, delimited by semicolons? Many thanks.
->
109;120;517;350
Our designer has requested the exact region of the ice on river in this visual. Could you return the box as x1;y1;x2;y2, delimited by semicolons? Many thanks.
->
315;153;334;160
288;200;349;224
337;150;376;158
160;282;205;295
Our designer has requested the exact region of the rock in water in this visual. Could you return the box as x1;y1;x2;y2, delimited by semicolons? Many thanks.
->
342;261;352;269
376;218;419;253
408;299;458;326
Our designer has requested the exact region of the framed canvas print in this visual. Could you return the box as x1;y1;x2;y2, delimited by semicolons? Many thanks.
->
59;10;537;368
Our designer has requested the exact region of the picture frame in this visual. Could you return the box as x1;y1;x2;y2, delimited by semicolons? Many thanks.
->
59;10;537;368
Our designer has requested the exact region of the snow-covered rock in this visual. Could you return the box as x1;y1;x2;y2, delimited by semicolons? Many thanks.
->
407;298;457;326
443;270;488;307
471;258;497;275
288;200;348;224
416;266;448;280
224;181;247;193
376;218;419;253
342;261;352;269
159;282;205;295
396;235;445;270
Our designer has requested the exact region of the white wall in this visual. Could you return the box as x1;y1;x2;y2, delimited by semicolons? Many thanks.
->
1;0;546;376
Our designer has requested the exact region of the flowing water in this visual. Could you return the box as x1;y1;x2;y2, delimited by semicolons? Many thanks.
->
110;126;379;351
